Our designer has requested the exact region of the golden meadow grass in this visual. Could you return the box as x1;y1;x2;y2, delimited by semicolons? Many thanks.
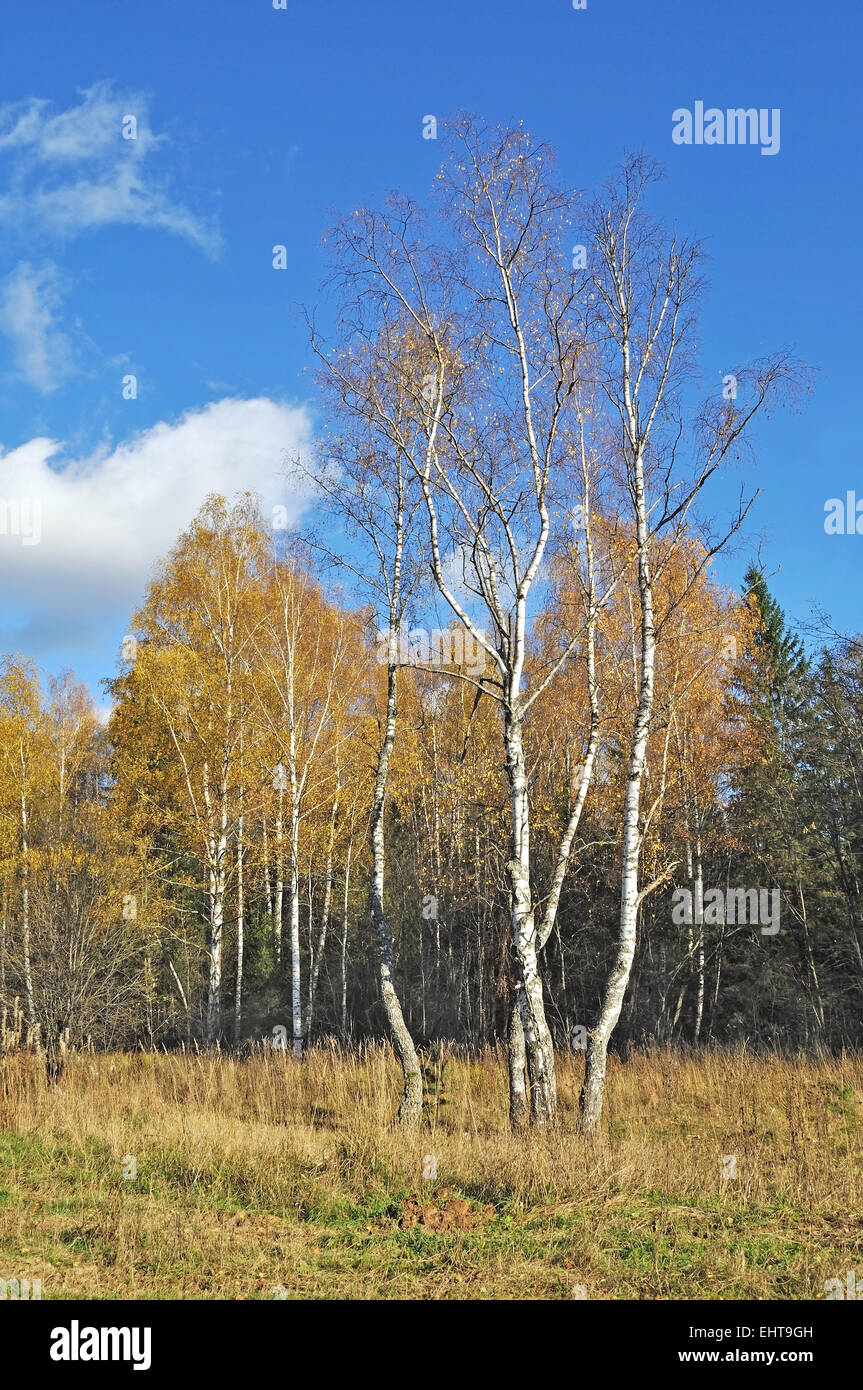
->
1;1046;860;1299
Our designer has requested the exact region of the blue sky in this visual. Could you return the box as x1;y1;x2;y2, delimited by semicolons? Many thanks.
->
0;0;860;699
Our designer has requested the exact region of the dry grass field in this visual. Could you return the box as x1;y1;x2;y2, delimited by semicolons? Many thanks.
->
1;1045;860;1300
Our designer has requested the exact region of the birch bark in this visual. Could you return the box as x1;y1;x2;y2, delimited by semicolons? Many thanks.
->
371;657;423;1123
235;808;244;1040
580;432;655;1130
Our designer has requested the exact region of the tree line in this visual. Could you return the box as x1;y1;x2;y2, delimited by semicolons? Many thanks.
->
2;119;855;1133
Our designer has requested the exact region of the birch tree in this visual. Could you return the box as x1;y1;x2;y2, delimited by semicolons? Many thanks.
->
117;495;265;1043
248;556;365;1058
323;117;612;1125
295;335;429;1123
578;155;803;1129
0;657;46;1041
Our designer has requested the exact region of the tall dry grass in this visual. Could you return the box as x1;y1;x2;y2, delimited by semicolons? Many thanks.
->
0;1044;860;1298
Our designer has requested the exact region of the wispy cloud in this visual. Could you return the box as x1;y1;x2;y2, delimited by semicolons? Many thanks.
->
0;260;75;393
0;80;220;257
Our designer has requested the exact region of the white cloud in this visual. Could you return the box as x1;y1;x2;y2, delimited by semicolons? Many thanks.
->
0;81;219;256
0;397;315;674
0;260;75;392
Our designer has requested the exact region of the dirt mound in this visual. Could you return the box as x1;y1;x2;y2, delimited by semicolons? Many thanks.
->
395;1192;496;1232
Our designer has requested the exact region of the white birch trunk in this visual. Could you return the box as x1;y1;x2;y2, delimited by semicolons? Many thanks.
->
235;810;244;1040
19;779;35;1035
274;789;284;966
206;857;225;1045
507;988;529;1129
169;957;189;1018
289;792;302;1057
340;837;352;1039
262;815;273;921
505;706;557;1125
370;656;423;1125
308;790;338;1041
580;445;655;1131
203;758;228;1045
693;838;705;1043
672;841;694;1037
